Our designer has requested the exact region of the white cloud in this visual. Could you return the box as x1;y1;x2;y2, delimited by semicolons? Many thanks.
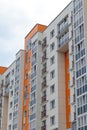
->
0;0;71;66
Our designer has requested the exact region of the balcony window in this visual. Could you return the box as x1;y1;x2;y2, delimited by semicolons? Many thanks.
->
59;31;69;47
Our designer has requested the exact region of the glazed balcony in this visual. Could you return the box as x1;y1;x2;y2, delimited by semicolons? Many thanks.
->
58;22;69;38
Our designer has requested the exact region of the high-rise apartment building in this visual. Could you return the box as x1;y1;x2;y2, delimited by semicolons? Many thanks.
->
0;0;87;130
0;50;24;130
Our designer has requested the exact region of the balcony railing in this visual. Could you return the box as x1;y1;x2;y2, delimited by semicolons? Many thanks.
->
32;46;37;54
58;22;69;37
4;87;9;96
73;94;75;103
72;77;75;85
42;55;47;62
0;93;3;97
42;95;46;103
0;103;2;107
30;113;36;120
42;80;47;89
41;125;46;130
41;110;46;118
1;83;4;88
31;85;36;93
30;99;36;106
31;72;36;79
42;67;47;75
74;112;76;121
32;60;37;66
42;42;47;50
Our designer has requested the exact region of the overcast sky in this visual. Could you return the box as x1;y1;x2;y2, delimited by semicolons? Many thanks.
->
0;0;71;67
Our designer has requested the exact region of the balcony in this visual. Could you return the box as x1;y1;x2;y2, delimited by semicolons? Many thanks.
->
31;85;36;93
30;113;36;120
32;46;37;54
31;72;36;79
4;87;9;96
58;35;69;48
42;67;47;75
73;77;75;85
1;83;4;88
42;42;47;50
0;103;2;107
32;59;37;66
0;93;3;97
42;95;46;103
30;99;36;106
41;125;46;130
41;110;46;118
74;112;76;121
58;22;69;38
42;80;47;89
73;94;75;103
42;55;47;63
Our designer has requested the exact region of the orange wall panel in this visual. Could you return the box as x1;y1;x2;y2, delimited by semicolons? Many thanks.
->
65;52;71;129
0;66;7;74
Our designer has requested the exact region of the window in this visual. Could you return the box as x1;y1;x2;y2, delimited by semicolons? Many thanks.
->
9;113;12;120
9;125;11;130
50;116;55;125
26;39;31;51
50;84;55;94
10;91;13;97
50;56;55;65
24;111;27;117
50;42;55;51
50;100;55;109
10;102;13;108
24;93;29;99
25;73;28;79
25;86;28;91
50;29;55;39
12;69;14;75
50;70;55;79
42;120;46;126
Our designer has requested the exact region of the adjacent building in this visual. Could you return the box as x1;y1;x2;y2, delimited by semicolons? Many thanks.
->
1;0;87;130
0;50;24;130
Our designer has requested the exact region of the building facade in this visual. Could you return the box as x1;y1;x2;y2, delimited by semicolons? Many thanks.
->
1;0;87;130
